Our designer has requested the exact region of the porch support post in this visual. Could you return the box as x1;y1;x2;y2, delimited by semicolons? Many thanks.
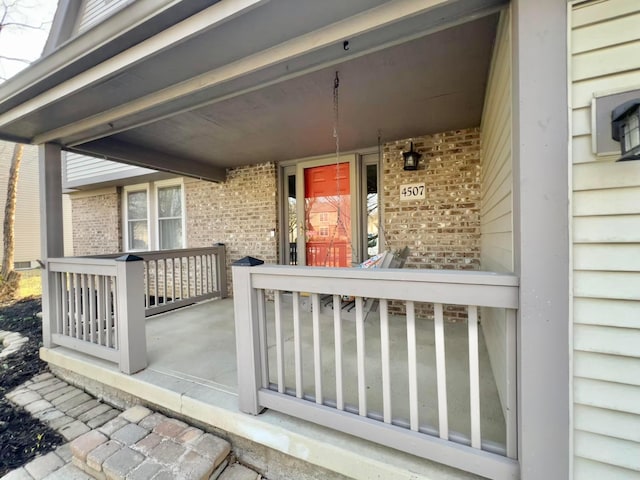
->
39;143;64;348
215;243;228;299
115;254;147;374
512;1;569;479
232;256;265;415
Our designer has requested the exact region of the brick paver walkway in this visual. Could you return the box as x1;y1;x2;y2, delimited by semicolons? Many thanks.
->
2;373;260;480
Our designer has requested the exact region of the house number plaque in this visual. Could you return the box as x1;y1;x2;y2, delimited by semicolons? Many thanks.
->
400;182;425;201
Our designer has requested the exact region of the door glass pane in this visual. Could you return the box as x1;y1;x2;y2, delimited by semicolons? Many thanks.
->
287;174;298;265
366;164;379;258
304;163;351;267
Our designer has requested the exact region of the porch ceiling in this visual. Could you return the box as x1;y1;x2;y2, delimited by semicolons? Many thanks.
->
0;0;503;178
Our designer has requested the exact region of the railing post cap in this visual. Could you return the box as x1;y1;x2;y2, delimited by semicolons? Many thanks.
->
115;254;144;262
233;256;264;267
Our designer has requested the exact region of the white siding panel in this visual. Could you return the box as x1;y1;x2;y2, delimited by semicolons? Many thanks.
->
571;135;601;164
575;351;640;386
574;160;640;191
571;7;640;475
574;271;640;301
575;430;640;472
575;457;640;480
572;106;591;136
574;215;640;243
574;378;640;415
574;324;640;358
574;244;640;271
572;40;640;81
0;143;40;267
479;8;512;427
572;0;640;27
574;297;640;329
575;404;640;442
573;187;640;216
572;70;640;108
572;12;640;53
76;0;131;33
65;152;156;185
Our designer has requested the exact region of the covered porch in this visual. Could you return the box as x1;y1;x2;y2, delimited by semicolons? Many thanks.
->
40;246;518;479
0;0;570;478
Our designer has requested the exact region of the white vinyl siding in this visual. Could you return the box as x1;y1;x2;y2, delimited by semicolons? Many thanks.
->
0;142;73;268
76;0;131;34
479;8;512;424
570;0;640;478
65;152;157;188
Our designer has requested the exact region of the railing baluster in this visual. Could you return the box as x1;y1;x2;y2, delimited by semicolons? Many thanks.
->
163;258;168;304
88;275;96;343
380;298;391;423
154;259;159;306
407;300;418;431
274;290;285;393
434;302;448;439
293;291;302;398
106;276;113;348
60;272;68;336
170;258;176;302
187;256;192;298
257;288;269;389
144;261;149;308
356;296;366;416
468;305;481;449
74;273;81;339
81;274;88;341
312;293;323;405
97;276;105;346
111;276;118;348
333;294;344;410
205;254;211;293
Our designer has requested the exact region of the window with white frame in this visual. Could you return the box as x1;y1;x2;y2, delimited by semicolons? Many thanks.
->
123;180;185;251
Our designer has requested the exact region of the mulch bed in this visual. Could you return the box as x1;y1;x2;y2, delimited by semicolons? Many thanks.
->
0;297;64;477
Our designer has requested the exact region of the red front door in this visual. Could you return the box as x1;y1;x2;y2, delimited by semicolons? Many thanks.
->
303;163;352;267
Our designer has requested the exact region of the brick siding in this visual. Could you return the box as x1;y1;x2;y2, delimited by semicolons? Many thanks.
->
71;189;122;256
185;162;278;294
382;128;481;319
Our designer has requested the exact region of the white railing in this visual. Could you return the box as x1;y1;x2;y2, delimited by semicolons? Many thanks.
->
46;255;146;374
87;245;227;316
139;245;227;316
233;264;519;480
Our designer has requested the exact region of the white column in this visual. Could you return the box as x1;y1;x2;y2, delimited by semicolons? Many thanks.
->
39;144;64;348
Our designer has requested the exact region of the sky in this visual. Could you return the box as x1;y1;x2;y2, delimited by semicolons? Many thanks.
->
0;0;58;81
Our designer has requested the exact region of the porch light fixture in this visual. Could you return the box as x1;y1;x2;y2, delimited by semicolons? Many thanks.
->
611;99;640;161
402;142;422;171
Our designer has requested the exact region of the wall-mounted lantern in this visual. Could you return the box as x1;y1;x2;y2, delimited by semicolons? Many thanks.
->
402;142;422;171
611;99;640;161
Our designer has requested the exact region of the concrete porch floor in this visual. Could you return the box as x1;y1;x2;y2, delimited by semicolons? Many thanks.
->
42;298;505;480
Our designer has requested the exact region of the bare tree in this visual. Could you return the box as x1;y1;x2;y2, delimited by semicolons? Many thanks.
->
0;0;52;301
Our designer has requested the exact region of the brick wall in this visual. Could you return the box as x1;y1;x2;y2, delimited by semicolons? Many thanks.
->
185;162;278;294
70;188;122;256
382;128;481;319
